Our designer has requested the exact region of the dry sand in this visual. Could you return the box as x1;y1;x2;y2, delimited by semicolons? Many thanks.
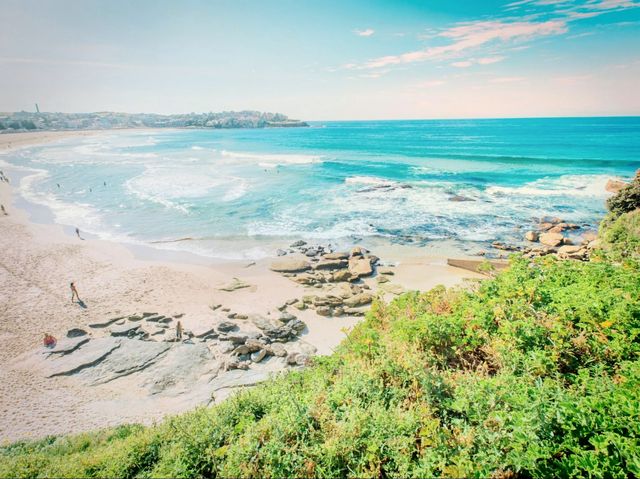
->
0;131;482;443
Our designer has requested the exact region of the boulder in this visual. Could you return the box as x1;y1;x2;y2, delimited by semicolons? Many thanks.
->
377;267;394;276
557;245;587;260
288;319;306;333
225;334;248;345
279;312;297;323
348;257;374;277
581;231;598;242
290;240;307;248
524;231;539;242
605;178;627;194
313;295;343;307
538;222;553;232
316;306;332;317
269;343;287;357
343;293;374;307
251;349;268;363
539;232;565;247
217;321;238;333
323;252;349;260
250;315;275;331
286;353;300;365
305;247;322;257
276;249;287;256
350;246;367;257
244;339;264;353
344;307;366;316
332;270;354;282
269;259;311;273
314;259;348;271
376;276;390;284
219;278;252;292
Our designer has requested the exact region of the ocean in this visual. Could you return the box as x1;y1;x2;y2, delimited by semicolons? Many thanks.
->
2;117;639;259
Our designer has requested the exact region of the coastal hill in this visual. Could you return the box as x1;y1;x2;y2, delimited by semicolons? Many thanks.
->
0;110;308;132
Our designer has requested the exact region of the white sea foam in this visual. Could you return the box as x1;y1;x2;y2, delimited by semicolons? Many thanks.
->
486;175;612;198
345;176;395;186
220;150;321;165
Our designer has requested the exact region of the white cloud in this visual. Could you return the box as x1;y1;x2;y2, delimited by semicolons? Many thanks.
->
354;28;375;37
451;61;473;68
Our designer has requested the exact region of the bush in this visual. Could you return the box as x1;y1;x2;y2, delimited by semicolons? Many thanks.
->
606;171;640;217
600;210;640;261
1;255;638;478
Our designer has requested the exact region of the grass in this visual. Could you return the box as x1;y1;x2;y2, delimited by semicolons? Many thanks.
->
1;211;639;478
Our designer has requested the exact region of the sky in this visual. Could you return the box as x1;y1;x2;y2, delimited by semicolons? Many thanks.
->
0;0;639;120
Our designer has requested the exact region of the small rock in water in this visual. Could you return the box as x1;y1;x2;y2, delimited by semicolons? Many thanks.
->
276;249;287;256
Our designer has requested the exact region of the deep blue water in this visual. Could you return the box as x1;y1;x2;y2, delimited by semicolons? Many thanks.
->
2;117;639;259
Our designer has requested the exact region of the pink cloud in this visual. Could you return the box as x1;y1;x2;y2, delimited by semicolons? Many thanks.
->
361;19;567;69
477;56;506;64
451;61;473;68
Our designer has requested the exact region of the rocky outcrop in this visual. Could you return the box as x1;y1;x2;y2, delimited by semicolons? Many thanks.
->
524;231;539;242
348;257;374;277
606;179;627;194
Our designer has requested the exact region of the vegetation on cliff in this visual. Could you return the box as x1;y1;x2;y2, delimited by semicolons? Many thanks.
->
1;193;639;478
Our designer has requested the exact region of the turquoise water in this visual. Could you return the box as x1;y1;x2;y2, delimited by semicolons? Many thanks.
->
2;117;639;259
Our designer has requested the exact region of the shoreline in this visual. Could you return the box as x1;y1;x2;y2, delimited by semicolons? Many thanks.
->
0;131;483;443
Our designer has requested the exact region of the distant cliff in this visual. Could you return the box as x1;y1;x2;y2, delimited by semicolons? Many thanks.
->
0;110;308;132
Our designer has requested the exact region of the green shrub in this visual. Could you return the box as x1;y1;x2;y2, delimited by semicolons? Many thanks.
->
599;210;640;261
606;171;640;217
1;258;639;478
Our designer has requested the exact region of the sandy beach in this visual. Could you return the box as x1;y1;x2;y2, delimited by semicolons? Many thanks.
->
0;131;482;443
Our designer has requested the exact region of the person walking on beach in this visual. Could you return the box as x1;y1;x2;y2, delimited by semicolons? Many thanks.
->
70;282;81;303
75;227;84;240
176;321;183;341
1;205;7;216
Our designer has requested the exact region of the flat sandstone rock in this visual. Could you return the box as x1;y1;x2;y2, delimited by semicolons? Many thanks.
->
269;259;311;273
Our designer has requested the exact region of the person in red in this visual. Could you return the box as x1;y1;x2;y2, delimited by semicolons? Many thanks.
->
43;333;57;348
